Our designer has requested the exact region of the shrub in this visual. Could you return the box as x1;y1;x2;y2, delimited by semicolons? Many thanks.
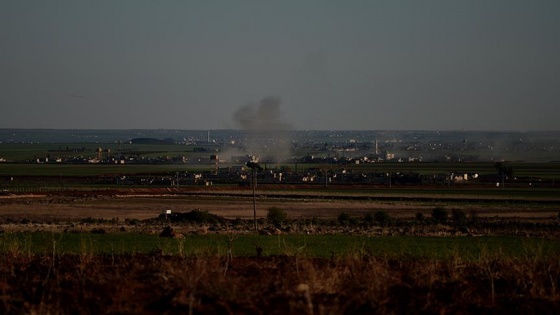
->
469;210;479;226
431;207;448;224
451;209;467;225
125;218;141;226
185;210;212;223
337;212;351;226
311;216;319;225
266;207;288;226
415;212;425;221
161;210;224;224
374;211;390;225
80;217;97;224
364;212;374;224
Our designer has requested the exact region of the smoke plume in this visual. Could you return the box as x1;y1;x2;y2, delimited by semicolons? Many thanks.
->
232;96;293;162
233;96;292;131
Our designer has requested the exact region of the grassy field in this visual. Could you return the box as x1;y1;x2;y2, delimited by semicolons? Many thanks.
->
3;232;560;313
2;232;559;261
0;163;199;177
0;142;215;162
1;191;559;313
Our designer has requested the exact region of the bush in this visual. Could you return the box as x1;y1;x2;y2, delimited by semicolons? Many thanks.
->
311;216;319;225
374;211;390;225
80;217;97;224
185;210;212;223
364;212;374;224
415;212;425;221
266;207;288;226
337;212;351;226
469;210;479;226
161;210;223;224
125;218;141;226
451;209;467;226
431;207;448;224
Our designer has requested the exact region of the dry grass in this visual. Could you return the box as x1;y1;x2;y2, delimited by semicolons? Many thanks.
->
1;189;559;313
1;250;560;314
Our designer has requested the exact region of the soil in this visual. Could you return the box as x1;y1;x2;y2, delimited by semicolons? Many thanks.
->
1;187;557;221
1;187;558;236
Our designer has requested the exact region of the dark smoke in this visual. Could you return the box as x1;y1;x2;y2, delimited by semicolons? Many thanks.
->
233;96;292;131
232;96;293;162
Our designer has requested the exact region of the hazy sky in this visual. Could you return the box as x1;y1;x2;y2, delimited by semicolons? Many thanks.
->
1;1;559;131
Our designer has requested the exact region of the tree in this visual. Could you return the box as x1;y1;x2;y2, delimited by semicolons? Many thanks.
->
337;212;351;225
451;209;467;226
494;162;513;179
266;207;288;227
364;212;374;224
374;211;390;225
431;207;448;224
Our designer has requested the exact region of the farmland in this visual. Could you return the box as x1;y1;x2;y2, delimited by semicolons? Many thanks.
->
1;130;560;313
2;232;560;313
1;184;560;313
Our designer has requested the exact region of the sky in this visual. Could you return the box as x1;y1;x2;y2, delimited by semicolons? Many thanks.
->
1;0;559;131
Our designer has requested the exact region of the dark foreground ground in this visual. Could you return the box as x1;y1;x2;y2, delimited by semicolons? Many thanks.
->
1;253;560;314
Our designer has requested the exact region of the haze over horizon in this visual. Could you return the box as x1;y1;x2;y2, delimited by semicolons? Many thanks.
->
1;1;559;131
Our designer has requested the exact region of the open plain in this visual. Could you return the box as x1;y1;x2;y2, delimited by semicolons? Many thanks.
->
1;185;559;234
2;185;560;314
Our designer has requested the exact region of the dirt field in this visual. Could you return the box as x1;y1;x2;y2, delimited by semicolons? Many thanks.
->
1;191;558;223
0;186;558;239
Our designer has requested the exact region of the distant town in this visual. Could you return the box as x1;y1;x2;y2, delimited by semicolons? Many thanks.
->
1;129;559;188
2;129;559;162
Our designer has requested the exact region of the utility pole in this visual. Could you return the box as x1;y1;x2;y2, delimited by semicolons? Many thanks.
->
246;161;263;233
252;167;257;232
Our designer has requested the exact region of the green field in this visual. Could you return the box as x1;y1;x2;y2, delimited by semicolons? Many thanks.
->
0;163;199;177
2;233;558;261
0;142;215;163
1;161;560;179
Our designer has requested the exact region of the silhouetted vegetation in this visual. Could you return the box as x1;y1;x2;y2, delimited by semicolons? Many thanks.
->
373;210;391;225
266;207;288;227
431;207;448;224
159;210;224;224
